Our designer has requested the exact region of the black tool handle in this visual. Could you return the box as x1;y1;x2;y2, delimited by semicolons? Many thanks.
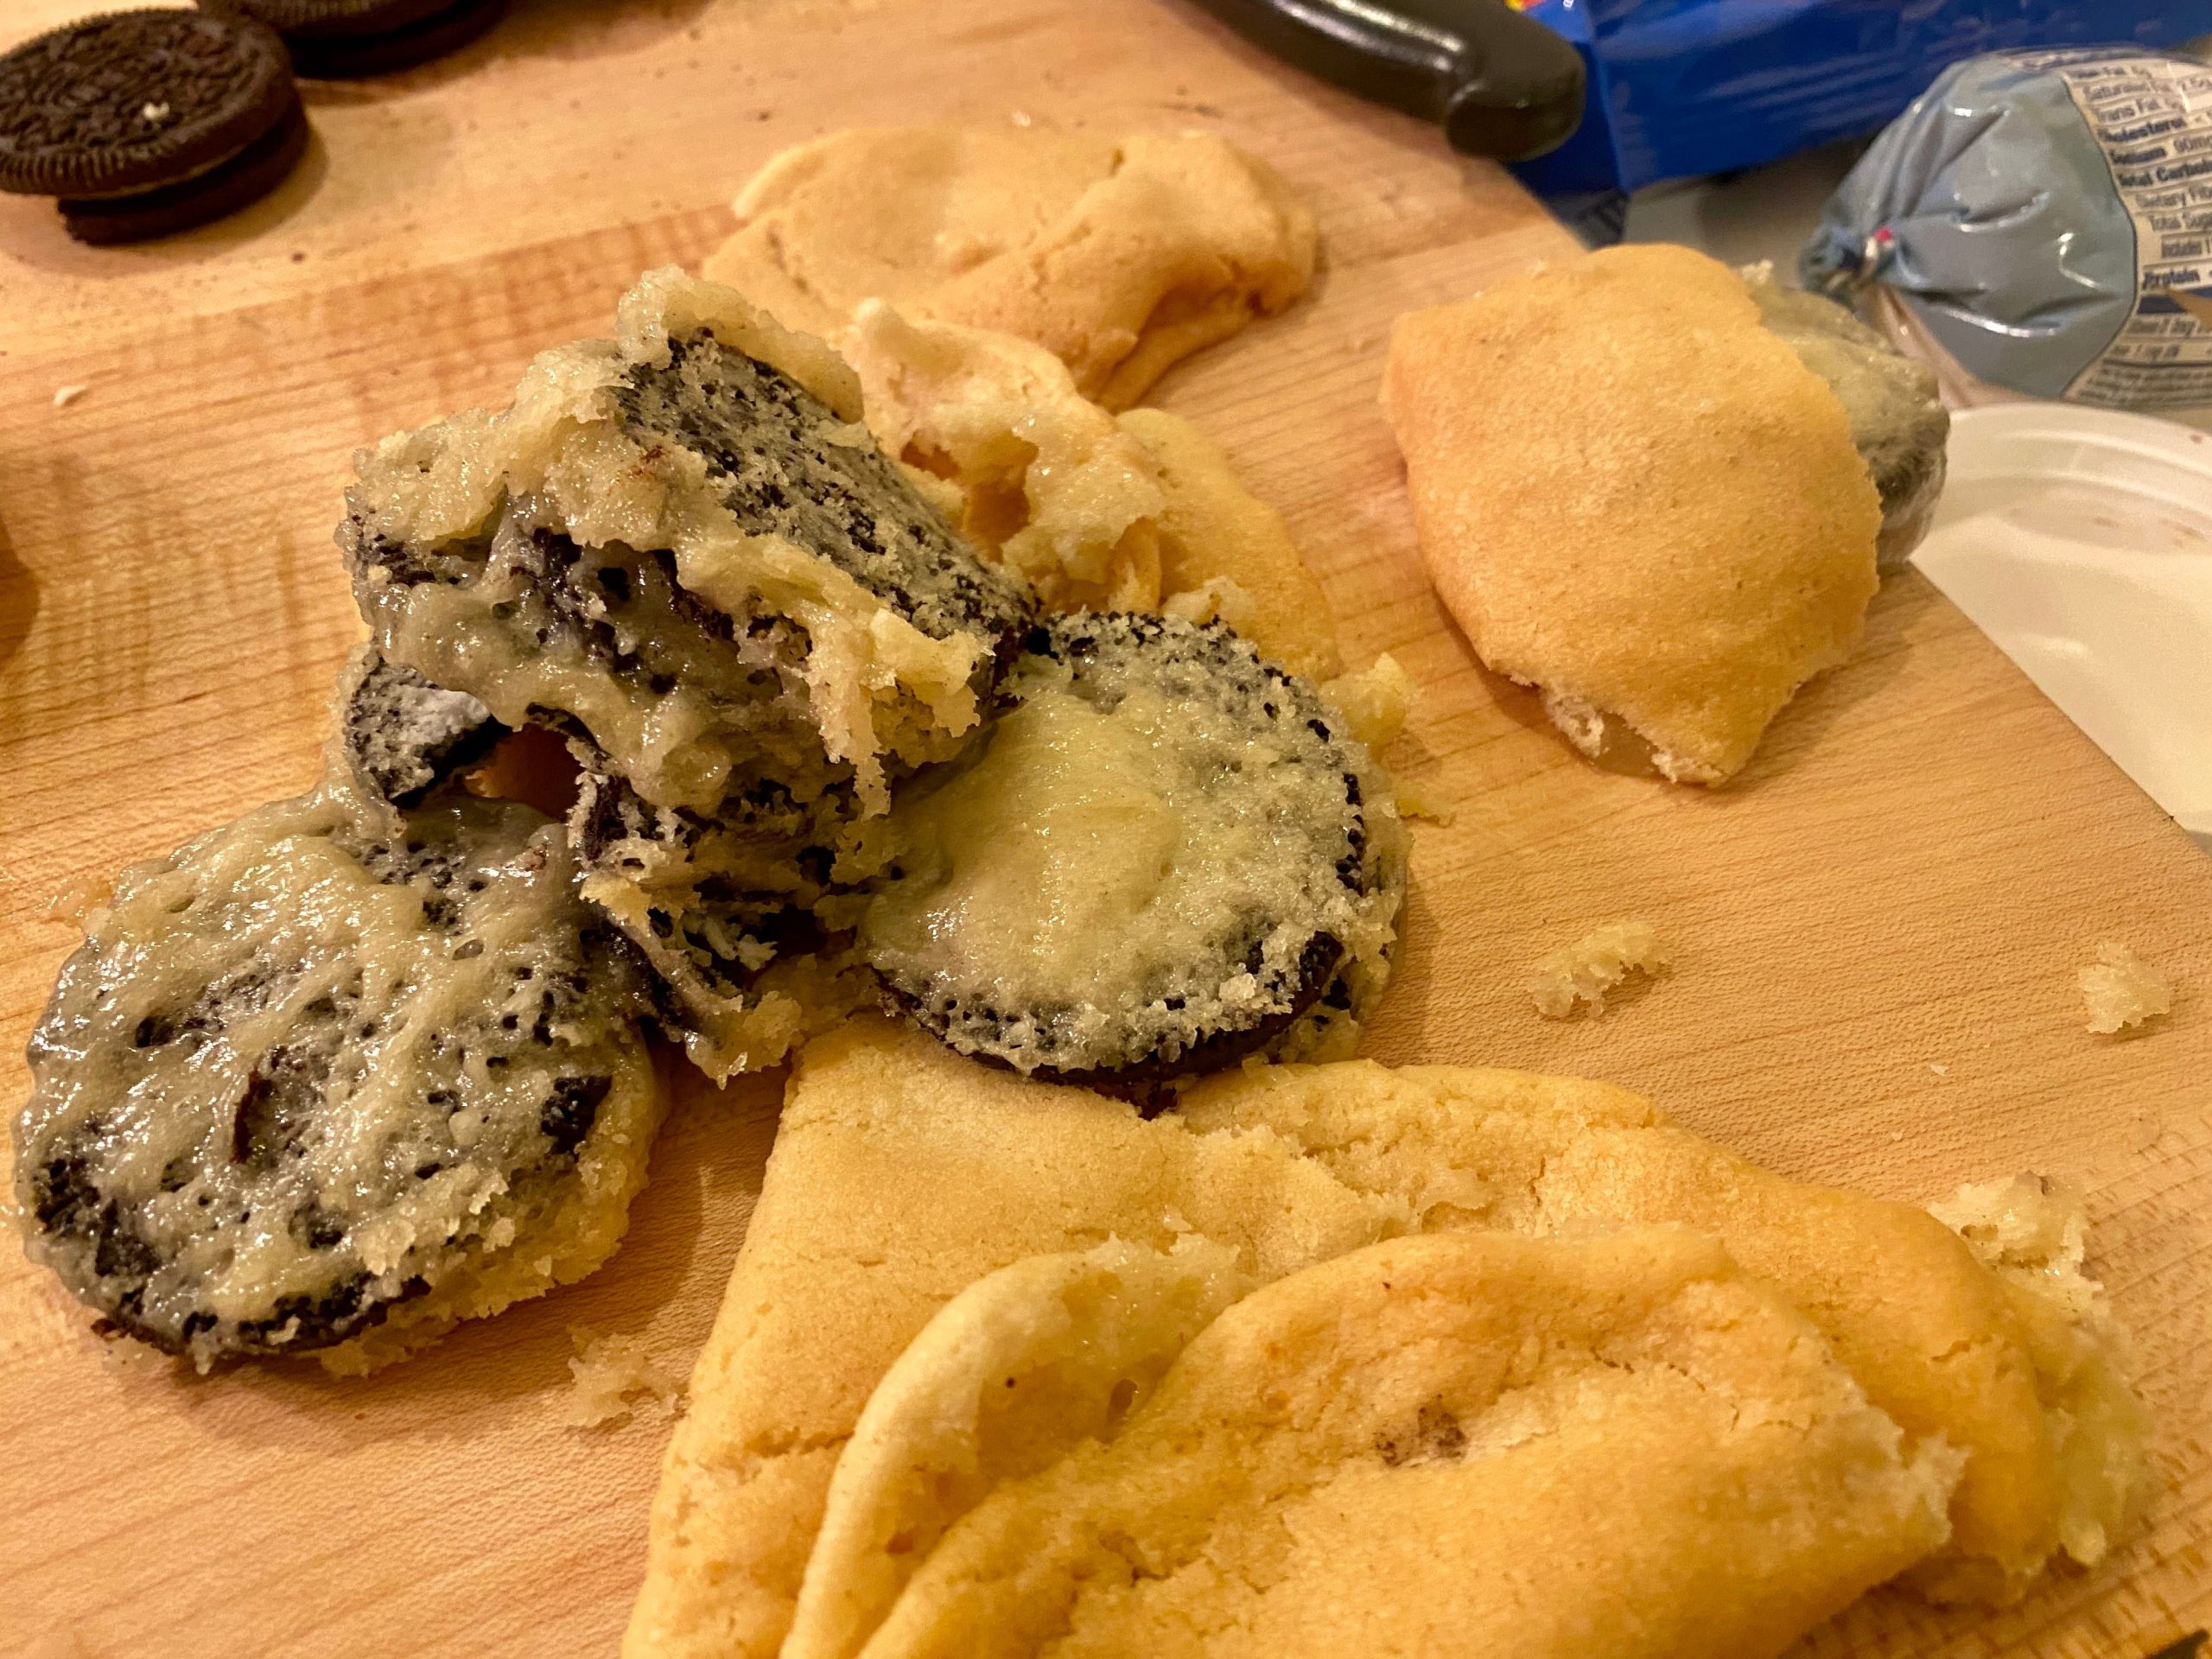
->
1190;0;1586;161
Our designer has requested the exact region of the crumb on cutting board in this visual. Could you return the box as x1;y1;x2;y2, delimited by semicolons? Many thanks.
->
52;385;87;410
2079;942;2171;1035
563;1327;684;1427
1528;919;1669;1019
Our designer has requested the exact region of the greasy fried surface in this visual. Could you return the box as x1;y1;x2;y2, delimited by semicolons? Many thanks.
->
1121;406;1344;682
844;308;1343;678
862;1231;1957;1659
705;126;1317;409
845;304;1166;611
1382;244;1881;783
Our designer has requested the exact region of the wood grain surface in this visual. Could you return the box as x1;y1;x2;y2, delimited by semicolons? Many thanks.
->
1;2;2206;1655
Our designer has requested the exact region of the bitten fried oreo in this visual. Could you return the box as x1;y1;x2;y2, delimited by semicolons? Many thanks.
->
340;270;1033;823
217;0;508;79
12;766;663;1372
0;9;304;245
857;613;1405;1089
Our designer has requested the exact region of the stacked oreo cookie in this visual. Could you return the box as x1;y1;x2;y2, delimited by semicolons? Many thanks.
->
0;8;306;244
0;0;509;245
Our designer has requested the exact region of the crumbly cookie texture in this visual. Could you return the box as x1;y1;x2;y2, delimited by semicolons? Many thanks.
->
1120;406;1344;682
1383;244;1881;785
14;766;663;1373
844;307;1343;677
563;1327;686;1428
1183;1060;2147;1605
338;644;503;810
845;302;1166;611
1742;262;1949;566
862;1230;1959;1659
704;126;1317;410
784;1237;1246;1659
1527;918;1669;1017
340;268;1031;818
1929;1175;2155;1571
626;1025;2145;1658
855;614;1405;1086
569;762;874;1083
2077;941;2173;1035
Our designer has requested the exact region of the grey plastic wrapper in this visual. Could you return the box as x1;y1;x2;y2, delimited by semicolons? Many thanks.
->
1800;50;2148;403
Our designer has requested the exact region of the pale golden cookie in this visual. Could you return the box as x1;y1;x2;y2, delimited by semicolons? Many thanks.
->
627;1027;2143;1655
1382;244;1881;784
706;126;1317;409
862;1230;1958;1659
1121;406;1344;681
1179;1058;2150;1602
785;1237;1246;1659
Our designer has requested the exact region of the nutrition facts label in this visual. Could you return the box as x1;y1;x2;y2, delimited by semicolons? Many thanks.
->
2018;49;2212;409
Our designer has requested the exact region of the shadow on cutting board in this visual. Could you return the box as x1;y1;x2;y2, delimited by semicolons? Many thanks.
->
0;504;37;677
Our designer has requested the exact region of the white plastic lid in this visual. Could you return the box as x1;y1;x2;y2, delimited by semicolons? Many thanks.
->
1911;403;2212;850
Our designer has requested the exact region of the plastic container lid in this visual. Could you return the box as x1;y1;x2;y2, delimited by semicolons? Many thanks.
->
1911;404;2212;850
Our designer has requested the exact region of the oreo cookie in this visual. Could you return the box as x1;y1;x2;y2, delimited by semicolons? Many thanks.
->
213;0;507;79
340;270;1033;825
339;645;504;810
13;769;664;1370
856;613;1408;1092
0;9;305;245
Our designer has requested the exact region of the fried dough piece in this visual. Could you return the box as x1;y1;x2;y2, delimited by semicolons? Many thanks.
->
1742;263;1948;566
705;127;1317;409
1179;1059;2152;1603
845;303;1166;611
628;1027;2144;1655
1120;406;1344;682
844;307;1343;677
862;1230;1959;1659
784;1238;1247;1659
1382;244;1881;783
622;1020;1405;1659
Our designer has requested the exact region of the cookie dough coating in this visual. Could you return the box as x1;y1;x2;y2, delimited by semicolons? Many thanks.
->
705;126;1318;410
340;270;1032;817
339;644;504;809
857;613;1404;1087
14;772;663;1371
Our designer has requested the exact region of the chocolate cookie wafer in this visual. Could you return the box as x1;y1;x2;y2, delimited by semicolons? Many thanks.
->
0;8;305;245
213;0;507;78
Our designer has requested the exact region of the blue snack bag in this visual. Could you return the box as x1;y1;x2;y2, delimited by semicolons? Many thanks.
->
1803;48;2212;411
1510;1;2209;199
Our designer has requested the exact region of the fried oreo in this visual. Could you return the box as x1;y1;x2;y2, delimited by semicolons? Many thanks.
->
13;769;662;1371
340;270;1033;823
0;9;304;244
857;613;1406;1090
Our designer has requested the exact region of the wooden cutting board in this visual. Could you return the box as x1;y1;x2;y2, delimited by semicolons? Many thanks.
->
0;2;2205;1654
